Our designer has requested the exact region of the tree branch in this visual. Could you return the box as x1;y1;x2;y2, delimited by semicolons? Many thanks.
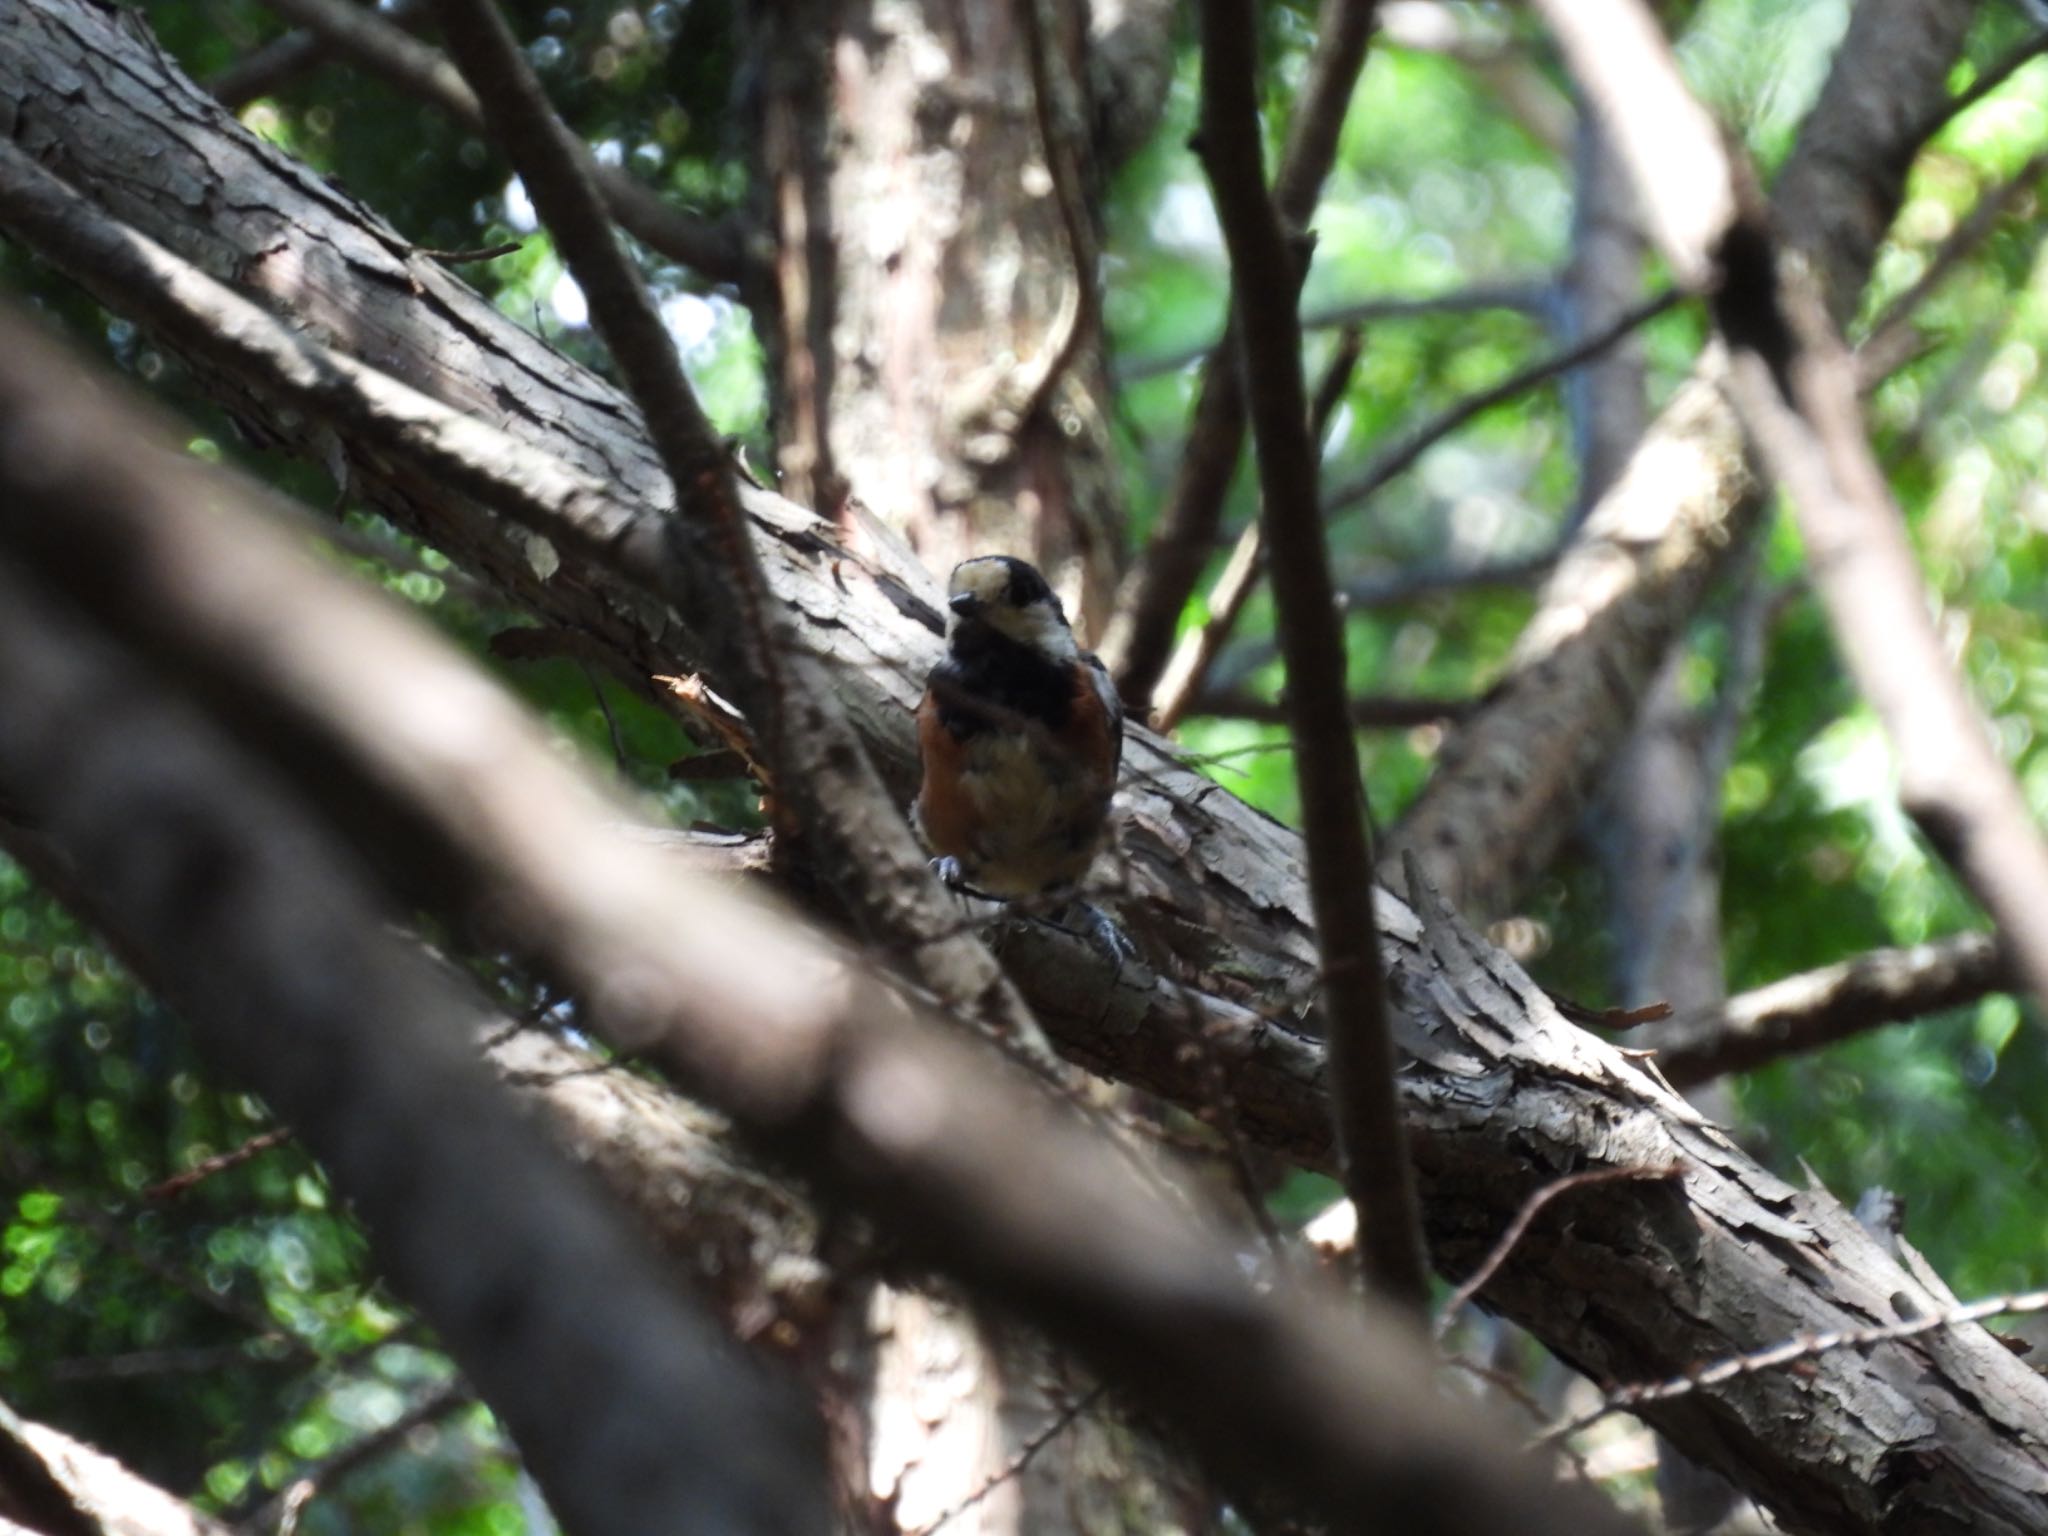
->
426;0;1050;1058
250;0;748;282
12;10;2048;1519
1100;0;1382;709
1380;0;1978;917
1196;0;1427;1315
0;587;830;1536
1532;0;2048;1014
1656;934;2010;1087
1151;326;1363;732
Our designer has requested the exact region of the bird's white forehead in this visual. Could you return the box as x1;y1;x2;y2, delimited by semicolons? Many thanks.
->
950;558;1016;604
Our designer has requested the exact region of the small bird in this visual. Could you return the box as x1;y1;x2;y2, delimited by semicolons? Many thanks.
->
915;555;1130;956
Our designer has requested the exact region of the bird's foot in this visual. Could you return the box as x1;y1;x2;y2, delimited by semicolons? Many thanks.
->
929;854;966;889
1063;899;1137;966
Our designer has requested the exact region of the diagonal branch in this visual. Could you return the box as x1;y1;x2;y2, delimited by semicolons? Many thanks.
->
1379;0;1979;918
1656;933;2009;1087
250;0;748;282
1196;0;1426;1314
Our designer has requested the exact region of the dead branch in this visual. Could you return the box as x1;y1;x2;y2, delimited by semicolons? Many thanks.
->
1657;934;2010;1087
1543;1283;2048;1447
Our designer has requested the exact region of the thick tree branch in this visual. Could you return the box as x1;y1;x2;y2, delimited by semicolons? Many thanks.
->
1197;0;1427;1313
1657;934;2010;1088
1100;0;1381;709
0;1395;228;1536
426;0;1050;1057
0;305;1638;1536
0;593;829;1536
1535;0;2048;1013
1380;0;1978;917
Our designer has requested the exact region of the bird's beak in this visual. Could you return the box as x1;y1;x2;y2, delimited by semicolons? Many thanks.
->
949;592;983;618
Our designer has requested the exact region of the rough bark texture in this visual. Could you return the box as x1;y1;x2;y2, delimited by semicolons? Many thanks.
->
738;4;1172;1519
747;0;1125;637
1379;0;1976;921
6;3;2048;1529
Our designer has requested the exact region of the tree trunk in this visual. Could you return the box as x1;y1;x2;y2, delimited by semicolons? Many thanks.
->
746;0;1127;638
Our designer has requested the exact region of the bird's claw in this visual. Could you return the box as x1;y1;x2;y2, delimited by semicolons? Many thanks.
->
930;854;966;889
1067;900;1137;965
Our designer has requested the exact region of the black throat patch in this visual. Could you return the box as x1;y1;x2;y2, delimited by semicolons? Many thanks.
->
930;622;1071;739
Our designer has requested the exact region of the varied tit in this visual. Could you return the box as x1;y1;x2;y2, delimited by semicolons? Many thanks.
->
915;556;1132;957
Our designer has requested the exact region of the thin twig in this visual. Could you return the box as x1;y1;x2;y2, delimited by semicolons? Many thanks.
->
248;0;747;281
1187;690;1473;730
1102;0;1384;709
245;1381;471;1536
145;1127;294;1201
1911;31;2048;148
412;239;523;264
1440;1356;1597;1484
909;1385;1108;1536
1115;281;1550;384
1435;1164;1683;1337
1197;0;1428;1316
1153;327;1364;730
1321;288;1681;515
580;662;630;775
1537;1284;2048;1447
1859;151;2048;382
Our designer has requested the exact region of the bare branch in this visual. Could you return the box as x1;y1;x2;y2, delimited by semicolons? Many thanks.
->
1101;0;1382;709
1542;1283;2048;1447
1321;288;1680;516
0;601;829;1536
1197;0;1427;1315
1537;0;2048;1014
246;1384;471;1536
1115;281;1548;384
1859;151;2048;382
1657;934;2010;1088
1152;327;1364;731
1186;690;1472;729
144;1127;294;1202
249;0;748;281
1435;1164;1683;1338
1381;0;1979;917
1911;30;2048;148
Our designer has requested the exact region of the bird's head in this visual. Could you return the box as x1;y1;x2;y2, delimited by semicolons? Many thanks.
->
944;556;1078;661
